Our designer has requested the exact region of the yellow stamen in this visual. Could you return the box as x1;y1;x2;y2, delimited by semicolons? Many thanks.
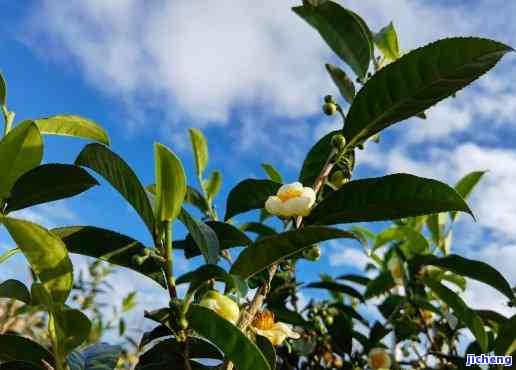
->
278;189;302;202
253;310;275;330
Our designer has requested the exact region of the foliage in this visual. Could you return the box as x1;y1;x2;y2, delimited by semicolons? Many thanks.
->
0;1;515;370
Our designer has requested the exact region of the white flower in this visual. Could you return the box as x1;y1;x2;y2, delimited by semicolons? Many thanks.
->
199;290;240;324
252;310;300;346
265;182;316;217
368;348;392;370
387;258;404;285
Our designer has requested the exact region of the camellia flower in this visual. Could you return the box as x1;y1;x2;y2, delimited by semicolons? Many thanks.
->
251;310;300;346
265;182;316;217
199;290;240;324
368;348;392;370
420;309;435;325
387;257;404;285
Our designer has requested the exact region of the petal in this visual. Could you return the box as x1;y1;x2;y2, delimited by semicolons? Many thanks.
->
284;196;312;217
274;322;300;339
301;187;316;207
278;182;303;197
265;196;284;216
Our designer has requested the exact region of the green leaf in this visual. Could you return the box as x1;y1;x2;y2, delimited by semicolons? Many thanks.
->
32;115;110;145
494;314;516;355
325;64;355;104
75;143;155;236
204;170;222;202
305;281;364;302
185;186;210;214
177;264;230;296
187;305;270;370
374;22;400;61
0;72;6;106
178;209;219;264
240;222;277;237
305;174;473;225
328;315;352;354
155;143;187;222
255;335;276;370
292;2;372;78
180;221;251;259
299;131;337;187
343;37;513;145
53;308;92;355
67;343;122;370
413;254;515;302
373;226;429;256
336;274;370;286
0;334;54;367
230;226;360;279
0;121;43;199
261;163;283;183
0;279;31;304
364;271;395;299
224;179;281;221
122;292;137;312
1;217;73;304
189;128;209;178
51;226;165;287
426;212;447;246
5;164;98;213
0;361;43;370
0;248;19;264
451;171;486;221
423;278;488;352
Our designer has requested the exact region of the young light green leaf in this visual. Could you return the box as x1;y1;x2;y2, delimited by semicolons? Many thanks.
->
204;170;222;202
52;225;165;287
1;217;73;304
178;208;219;264
413;254;515;303
32;115;110;145
261;163;283;183
305;281;364;302
187;305;271;370
423;278;488;352
293;2;372;78
374;22;400;61
299;130;338;187
0;72;6;106
0;334;55;367
189;128;209;178
0;121;43;199
305;174;474;225
0;248;19;264
155;143;187;222
374;226;429;256
0;279;31;305
224;179;281;221
53;308;92;355
75;143;155;236
230;226;361;279
5;164;98;213
122;292;137;312
451;171;486;221
344;38;513;145
325;64;355;104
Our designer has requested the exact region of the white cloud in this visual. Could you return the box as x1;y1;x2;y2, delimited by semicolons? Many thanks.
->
328;242;369;270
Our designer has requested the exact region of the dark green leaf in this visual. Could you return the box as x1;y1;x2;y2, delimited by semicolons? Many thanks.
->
305;281;363;302
0;279;31;304
364;271;395;299
344;37;513;145
305;174;473;225
451;171;486;221
261;163;283;183
374;22;400;61
423;278;488;352
240;222;277;237
187;305;270;370
475;310;508;330
293;2;372;78
0;121;43;199
178;209;219;264
231;226;360;279
413;254;515;302
33;115;110;145
0;72;6;106
1;217;73;304
176;264;230;296
5;164;98;212
75;143;155;236
155;143;187;222
68;343;123;370
189;128;209;178
185;186;210;214
52;226;165;287
224;179;280;221
53;308;92;355
494;314;516;355
369;321;390;345
256;336;276;370
336;274;370;286
325;64;355;104
328;315;352;355
0;361;43;370
299;131;336;187
0;334;54;367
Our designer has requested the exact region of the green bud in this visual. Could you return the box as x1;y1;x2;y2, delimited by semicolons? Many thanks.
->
324;315;334;326
331;134;346;150
330;171;349;188
303;245;321;261
324;95;336;104
357;143;364;150
322;102;337;116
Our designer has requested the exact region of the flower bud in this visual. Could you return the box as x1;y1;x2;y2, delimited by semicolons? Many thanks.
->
303;245;321;261
322;102;337;116
331;134;346;150
368;348;392;369
324;95;336;104
200;290;240;324
330;170;349;188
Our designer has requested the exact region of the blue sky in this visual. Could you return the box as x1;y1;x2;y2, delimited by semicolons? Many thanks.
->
1;0;516;345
